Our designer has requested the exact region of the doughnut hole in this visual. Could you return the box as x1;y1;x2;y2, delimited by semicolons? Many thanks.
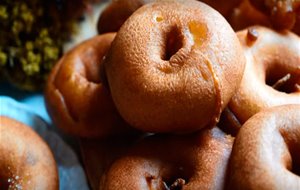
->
281;131;300;176
229;27;300;126
0;177;9;189
101;128;233;190
104;0;246;133
228;105;300;189
161;26;184;61
145;165;191;190
161;165;192;190
99;59;110;91
291;150;300;176
83;57;102;84
0;172;22;190
265;62;300;93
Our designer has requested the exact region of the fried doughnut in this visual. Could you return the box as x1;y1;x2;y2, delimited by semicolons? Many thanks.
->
228;105;300;189
97;0;153;34
45;33;132;138
229;26;300;124
79;134;143;190
101;127;233;190
104;0;246;133
228;0;270;31
0;116;58;190
249;0;300;31
97;0;242;34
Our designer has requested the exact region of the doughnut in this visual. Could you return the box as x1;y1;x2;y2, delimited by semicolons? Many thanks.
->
103;0;246;133
249;0;300;31
97;0;242;34
100;127;233;190
227;104;300;189
45;33;133;138
0;116;58;190
229;26;300;124
80;133;144;190
97;0;153;34
228;0;270;31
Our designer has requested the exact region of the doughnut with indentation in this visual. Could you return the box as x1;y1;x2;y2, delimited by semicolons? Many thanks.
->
228;104;300;189
101;127;233;190
45;33;133;137
229;26;300;124
104;0;246;133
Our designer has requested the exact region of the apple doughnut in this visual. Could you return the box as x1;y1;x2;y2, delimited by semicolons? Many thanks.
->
104;0;246;133
100;127;234;190
45;33;132;138
228;105;300;189
229;26;300;124
0;116;58;190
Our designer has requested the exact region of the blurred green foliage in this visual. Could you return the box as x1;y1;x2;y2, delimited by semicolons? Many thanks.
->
0;0;78;91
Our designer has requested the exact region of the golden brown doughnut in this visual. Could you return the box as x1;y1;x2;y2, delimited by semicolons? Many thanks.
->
104;0;246;133
229;26;300;124
79;134;143;190
0;116;58;190
45;33;132;138
228;0;271;31
100;127;233;190
249;0;300;31
227;105;300;189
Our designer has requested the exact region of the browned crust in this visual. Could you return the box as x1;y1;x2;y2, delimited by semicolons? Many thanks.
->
45;33;134;137
229;26;300;124
228;105;300;189
0;116;58;190
100;128;234;190
104;0;246;133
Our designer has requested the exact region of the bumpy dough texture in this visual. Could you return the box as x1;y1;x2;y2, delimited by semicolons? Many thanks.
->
229;26;300;124
45;33;132;138
104;0;246;133
100;127;233;190
0;116;58;190
228;105;300;190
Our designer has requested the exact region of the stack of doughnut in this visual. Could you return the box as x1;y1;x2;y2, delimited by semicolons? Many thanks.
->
0;116;58;190
44;0;300;189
